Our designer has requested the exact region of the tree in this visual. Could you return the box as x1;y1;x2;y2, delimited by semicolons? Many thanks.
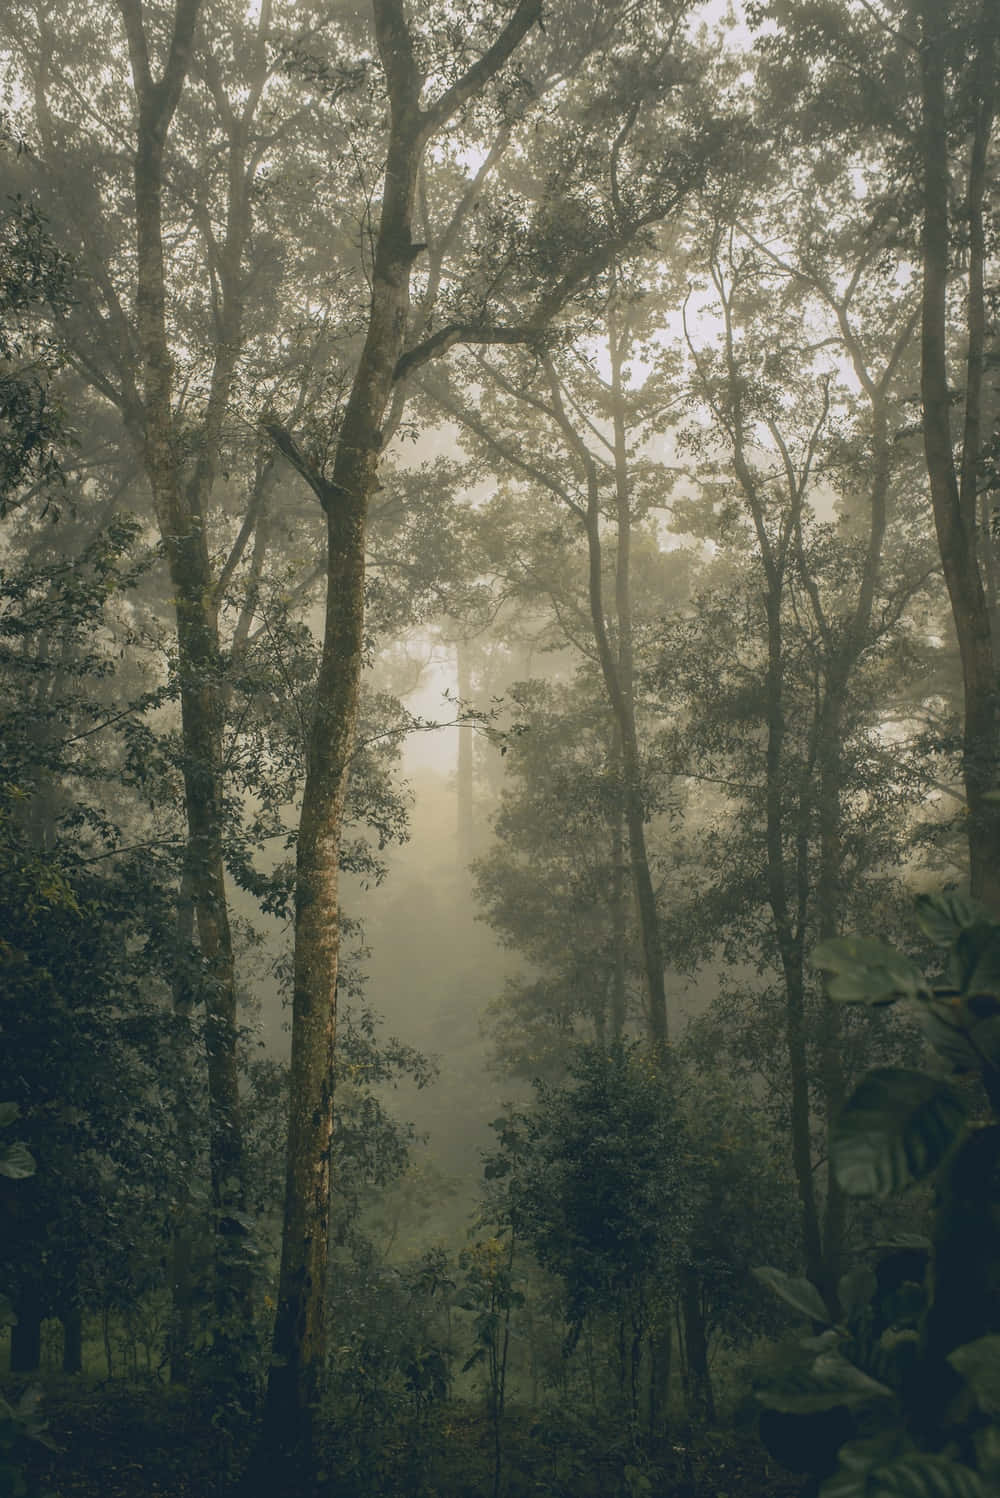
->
675;165;937;1307
0;151;73;514
0;514;183;1375
260;0;544;1468
747;0;1000;906
915;0;1000;913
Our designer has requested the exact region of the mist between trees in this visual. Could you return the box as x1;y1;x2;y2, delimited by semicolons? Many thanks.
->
2;2;1000;1497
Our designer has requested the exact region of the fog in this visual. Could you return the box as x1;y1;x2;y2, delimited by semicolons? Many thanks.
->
2;1;999;1496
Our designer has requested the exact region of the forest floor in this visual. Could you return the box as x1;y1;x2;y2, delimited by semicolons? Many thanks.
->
6;1375;804;1498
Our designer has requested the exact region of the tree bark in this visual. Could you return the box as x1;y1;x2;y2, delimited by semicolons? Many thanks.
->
918;0;1000;913
61;1301;83;1376
260;0;541;1470
680;1267;715;1423
609;301;669;1051
117;0;253;1334
610;740;628;1043
543;325;669;1051
456;637;476;868
10;1289;42;1373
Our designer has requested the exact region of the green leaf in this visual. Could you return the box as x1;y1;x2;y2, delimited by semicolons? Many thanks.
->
821;1453;986;1498
875;1233;931;1252
914;893;987;945
974;1425;1000;1484
921;1002;1000;1075
753;1265;829;1323
759;1352;893;1414
831;1069;966;1196
948;1336;1000;1414
831;1433;911;1475
0;1102;20;1129
0;1140;35;1179
800;1329;841;1353
813;937;928;1005
948;922;1000;998
838;1267;878;1322
920;1003;982;1072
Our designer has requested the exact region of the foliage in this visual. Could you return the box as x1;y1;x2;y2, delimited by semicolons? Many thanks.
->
755;895;1000;1495
0;127;74;514
0;1105;52;1498
0;517;185;1374
484;1045;683;1344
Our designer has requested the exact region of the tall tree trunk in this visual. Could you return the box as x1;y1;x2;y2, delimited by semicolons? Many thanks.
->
696;253;833;1304
762;586;828;1300
117;0;251;1333
918;0;1000;914
260;0;541;1470
680;1267;714;1423
167;874;198;1381
61;1301;83;1376
10;1288;42;1373
610;741;628;1043
456;638;476;868
609;303;669;1050
544;312;669;1050
815;682;848;1299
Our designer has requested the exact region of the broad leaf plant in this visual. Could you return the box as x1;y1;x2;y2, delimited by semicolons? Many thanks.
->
754;893;1000;1498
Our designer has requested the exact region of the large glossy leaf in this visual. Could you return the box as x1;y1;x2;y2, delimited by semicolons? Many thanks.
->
0;1140;35;1180
760;1352;893;1414
831;1069;966;1197
948;1336;1000;1414
914;893;987;946
948;923;1000;998
0;1102;19;1129
813;937;928;1005
753;1265;829;1322
921;1001;1000;1075
838;1267;878;1322
821;1452;986;1498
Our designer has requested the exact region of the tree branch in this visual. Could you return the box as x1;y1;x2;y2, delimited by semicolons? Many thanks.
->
394;322;542;381
422;0;542;134
263;423;346;513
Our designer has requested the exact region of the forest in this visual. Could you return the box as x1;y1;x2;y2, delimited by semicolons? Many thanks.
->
2;0;1000;1494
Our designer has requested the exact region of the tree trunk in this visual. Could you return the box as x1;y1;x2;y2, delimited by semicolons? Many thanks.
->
609;308;669;1049
760;582;827;1299
610;752;628;1042
456;637;476;868
118;0;251;1335
61;1301;83;1375
168;875;198;1382
918;0;1000;914
260;1;541;1471
680;1268;714;1423
647;1318;671;1438
10;1290;42;1373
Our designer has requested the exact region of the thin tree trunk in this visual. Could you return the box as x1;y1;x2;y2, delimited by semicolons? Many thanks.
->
918;0;1000;913
10;1290;42;1373
693;250;831;1302
456;638;476;868
61;1301;83;1376
609;308;669;1048
610;764;628;1042
680;1268;714;1423
543;335;669;1050
117;0;252;1334
168;870;198;1382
